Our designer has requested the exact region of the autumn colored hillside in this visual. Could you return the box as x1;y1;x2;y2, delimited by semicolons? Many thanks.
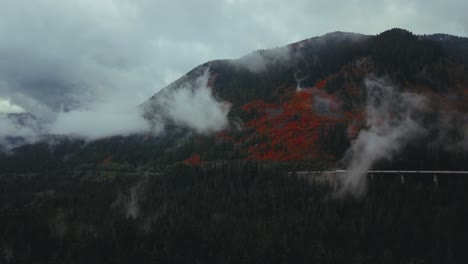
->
2;28;468;172
161;61;465;170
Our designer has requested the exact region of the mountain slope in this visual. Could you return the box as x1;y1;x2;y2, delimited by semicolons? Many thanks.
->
139;28;468;168
2;28;468;172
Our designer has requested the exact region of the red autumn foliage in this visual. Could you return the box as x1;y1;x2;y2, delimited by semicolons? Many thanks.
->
215;58;468;163
241;100;276;112
315;79;327;89
242;89;343;161
183;153;202;165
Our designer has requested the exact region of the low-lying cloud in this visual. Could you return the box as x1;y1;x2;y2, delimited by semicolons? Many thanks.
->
49;102;150;139
231;46;292;73
0;69;230;149
146;69;231;134
0;115;39;149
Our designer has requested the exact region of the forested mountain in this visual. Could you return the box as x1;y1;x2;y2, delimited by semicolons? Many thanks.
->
4;28;468;171
142;28;468;170
1;28;468;263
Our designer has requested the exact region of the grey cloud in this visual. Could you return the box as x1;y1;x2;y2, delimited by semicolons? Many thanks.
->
0;114;40;149
0;98;24;113
0;116;36;139
48;102;150;139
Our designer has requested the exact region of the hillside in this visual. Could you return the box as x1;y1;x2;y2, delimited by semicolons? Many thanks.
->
2;28;468;172
140;28;468;169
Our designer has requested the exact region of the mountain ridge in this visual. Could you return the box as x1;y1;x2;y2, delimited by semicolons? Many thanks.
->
2;28;468;172
145;28;467;111
146;28;467;101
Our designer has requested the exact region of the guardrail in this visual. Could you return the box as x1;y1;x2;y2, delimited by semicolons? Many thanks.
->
288;170;468;185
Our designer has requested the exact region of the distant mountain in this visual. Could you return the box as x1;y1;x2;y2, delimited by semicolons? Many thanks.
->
0;113;42;148
6;113;41;129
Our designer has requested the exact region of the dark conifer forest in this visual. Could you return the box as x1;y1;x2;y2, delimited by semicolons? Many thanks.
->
1;164;468;263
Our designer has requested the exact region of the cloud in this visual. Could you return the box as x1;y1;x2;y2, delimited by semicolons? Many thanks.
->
0;117;35;138
0;68;229;149
233;52;269;73
0;98;24;113
0;114;40;149
232;46;292;73
48;101;150;139
146;69;231;134
339;77;428;196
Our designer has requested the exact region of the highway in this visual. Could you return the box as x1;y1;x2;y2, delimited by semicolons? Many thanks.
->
288;170;468;185
290;170;468;175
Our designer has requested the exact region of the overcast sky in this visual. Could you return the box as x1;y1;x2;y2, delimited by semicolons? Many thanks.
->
0;0;466;116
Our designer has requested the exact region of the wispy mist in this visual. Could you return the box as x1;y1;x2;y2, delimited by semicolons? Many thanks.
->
231;46;292;73
339;77;428;196
112;182;144;219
